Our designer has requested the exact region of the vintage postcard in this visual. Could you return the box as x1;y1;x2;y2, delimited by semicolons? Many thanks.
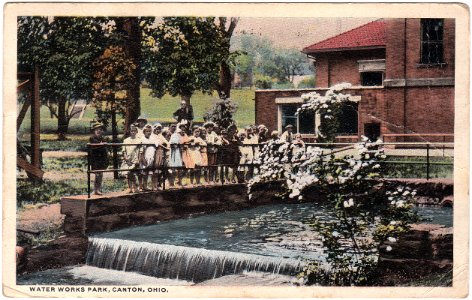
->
3;2;469;298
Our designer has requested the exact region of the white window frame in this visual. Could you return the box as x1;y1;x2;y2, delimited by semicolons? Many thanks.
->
276;97;318;137
275;96;361;138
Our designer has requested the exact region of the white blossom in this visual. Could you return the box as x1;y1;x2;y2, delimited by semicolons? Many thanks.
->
386;246;393;252
388;237;397;243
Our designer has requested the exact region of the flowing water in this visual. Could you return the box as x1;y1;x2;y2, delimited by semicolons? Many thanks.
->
18;202;452;285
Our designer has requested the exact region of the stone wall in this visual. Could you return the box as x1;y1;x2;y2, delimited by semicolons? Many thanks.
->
61;179;453;235
61;181;288;235
377;223;453;285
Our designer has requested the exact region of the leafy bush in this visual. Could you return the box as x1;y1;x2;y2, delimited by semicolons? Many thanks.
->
297;83;353;142
297;76;316;88
203;96;238;129
17;179;85;207
272;81;295;89
254;74;272;89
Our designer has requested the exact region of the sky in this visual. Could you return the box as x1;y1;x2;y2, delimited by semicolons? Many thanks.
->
233;17;377;50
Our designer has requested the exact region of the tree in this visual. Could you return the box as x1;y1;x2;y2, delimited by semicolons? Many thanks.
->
270;49;307;83
214;17;239;98
143;17;232;104
232;34;312;86
92;45;137;176
17;17;106;139
112;17;155;130
233;34;275;86
92;46;136;128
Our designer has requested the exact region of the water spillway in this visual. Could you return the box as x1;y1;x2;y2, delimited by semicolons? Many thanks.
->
86;237;305;282
81;203;452;284
84;203;328;283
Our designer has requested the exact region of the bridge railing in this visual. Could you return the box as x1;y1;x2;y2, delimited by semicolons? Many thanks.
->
86;143;268;198
85;141;454;198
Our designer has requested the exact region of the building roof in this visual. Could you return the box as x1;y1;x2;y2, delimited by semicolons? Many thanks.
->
302;20;386;54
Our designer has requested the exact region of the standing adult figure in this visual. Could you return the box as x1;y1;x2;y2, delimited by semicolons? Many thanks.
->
173;100;194;129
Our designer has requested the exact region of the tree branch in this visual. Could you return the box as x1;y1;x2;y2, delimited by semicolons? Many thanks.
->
226;17;239;37
45;101;58;118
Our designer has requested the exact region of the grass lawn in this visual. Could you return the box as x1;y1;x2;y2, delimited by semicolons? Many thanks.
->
18;88;256;138
383;156;453;179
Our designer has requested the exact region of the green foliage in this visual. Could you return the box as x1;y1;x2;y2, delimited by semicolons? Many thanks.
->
17;176;128;207
317;106;343;143
254;74;273;89
267;49;307;83
43;157;87;171
17;17;107;137
383;156;453;179
17;179;85;207
143;17;226;100
248;137;419;285
297;146;418;285
92;45;136;128
203;96;238;129
17;223;64;248
298;76;316;88
39;139;88;152
232;34;311;85
272;81;295;89
18;88;256;136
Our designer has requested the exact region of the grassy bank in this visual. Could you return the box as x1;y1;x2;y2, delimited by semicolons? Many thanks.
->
383;156;453;179
18;88;256;137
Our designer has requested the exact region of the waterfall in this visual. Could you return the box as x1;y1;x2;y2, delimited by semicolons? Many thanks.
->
86;237;306;283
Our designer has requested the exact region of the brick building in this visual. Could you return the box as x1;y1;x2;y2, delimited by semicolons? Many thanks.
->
255;19;455;142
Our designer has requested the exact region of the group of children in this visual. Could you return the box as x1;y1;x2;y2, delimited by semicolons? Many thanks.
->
88;115;306;195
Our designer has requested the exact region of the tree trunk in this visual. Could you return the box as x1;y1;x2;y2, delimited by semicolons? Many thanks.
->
216;17;238;99
181;94;191;105
218;60;232;99
111;107;119;179
57;100;69;140
116;17;141;133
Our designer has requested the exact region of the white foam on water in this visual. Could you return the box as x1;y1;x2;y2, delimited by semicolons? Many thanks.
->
67;265;193;285
86;237;306;283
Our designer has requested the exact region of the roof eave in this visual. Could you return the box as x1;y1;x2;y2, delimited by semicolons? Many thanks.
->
302;45;386;54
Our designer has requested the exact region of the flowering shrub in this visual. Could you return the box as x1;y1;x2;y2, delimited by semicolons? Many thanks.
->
203;95;238;130
297;82;354;142
247;84;418;286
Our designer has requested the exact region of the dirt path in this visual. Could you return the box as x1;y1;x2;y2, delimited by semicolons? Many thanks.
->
17;203;64;234
42;151;87;158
